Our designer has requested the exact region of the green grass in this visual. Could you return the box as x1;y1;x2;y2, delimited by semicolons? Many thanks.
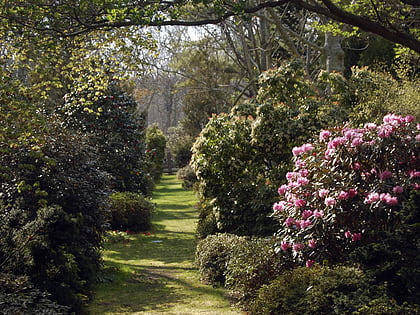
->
88;175;243;315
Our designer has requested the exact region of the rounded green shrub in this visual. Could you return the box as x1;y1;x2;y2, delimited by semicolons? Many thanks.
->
107;192;155;233
249;265;418;315
195;233;245;286
225;237;287;304
176;164;197;190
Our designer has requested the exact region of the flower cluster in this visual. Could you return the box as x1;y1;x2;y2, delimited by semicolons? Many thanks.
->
273;114;420;267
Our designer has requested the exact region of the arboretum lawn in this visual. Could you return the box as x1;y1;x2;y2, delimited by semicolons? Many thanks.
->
88;175;242;314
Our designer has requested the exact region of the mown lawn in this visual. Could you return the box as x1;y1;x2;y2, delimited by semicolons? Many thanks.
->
88;174;242;315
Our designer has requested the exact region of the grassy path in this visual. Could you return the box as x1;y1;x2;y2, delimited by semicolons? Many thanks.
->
88;175;243;314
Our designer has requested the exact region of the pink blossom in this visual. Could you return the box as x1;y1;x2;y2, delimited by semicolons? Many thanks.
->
409;170;420;178
378;125;394;138
308;239;317;249
302;210;313;219
319;130;332;141
292;146;304;156
325;197;336;206
380;193;398;205
285;217;295;227
313;210;324;218
413;183;420;190
379;170;393;180
338;191;349;200
364;123;377;130
278;185;288;195
295;159;306;168
405;115;415;123
286;172;299;180
299;220;312;229
351;233;362;241
348;188;358;198
294;199;307;207
280;242;290;251
297;177;309;186
306;260;315;268
318;189;329;198
417;124;420;130
383;114;404;126
416;134;420;141
273;201;287;211
324;148;335;160
328;137;347;149
344;231;352;239
364;192;380;204
292;243;304;251
351;162;361;170
351;137;363;147
393;186;404;194
302;143;314;153
299;169;309;177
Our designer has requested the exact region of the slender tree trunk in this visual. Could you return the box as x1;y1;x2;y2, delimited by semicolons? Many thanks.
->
324;32;344;73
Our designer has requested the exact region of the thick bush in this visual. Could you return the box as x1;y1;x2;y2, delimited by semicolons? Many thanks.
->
0;119;110;312
0;273;70;314
107;192;156;233
145;124;166;182
195;233;245;286
224;237;287;304
249;265;419;315
176;164;197;189
192;61;349;238
272;114;420;267
62;79;152;195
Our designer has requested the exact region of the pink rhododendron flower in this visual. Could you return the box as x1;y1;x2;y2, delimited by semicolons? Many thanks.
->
351;137;363;147
278;185;288;195
380;193;398;205
308;239;317;248
302;210;313;219
328;137;347;149
364;192;380;204
338;191;349;200
319;130;332;141
364;122;377;130
409;170;420;178
379;170;393;180
295;159;306;168
325;197;336;206
298;220;312;229
416;134;420;141
405;115;415;123
286;172;299;180
292;146;304;156
324;148;335;160
273;201;287;211
280;242;290;251
299;169;309;177
297;177;309;186
351;233;362;241
313;210;324;218
302;143;314;153
393;186;404;194
348;188;358;198
285;217;295;227
351;162;361;170
292;243;304;251
306;260;315;268
344;231;352;239
378;125;394;138
294;199;307;207
318;189;329;198
383;114;404;126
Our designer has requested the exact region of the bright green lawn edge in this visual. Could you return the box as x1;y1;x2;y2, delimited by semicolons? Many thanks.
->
88;174;242;315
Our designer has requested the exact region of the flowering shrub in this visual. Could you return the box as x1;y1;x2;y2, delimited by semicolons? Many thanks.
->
273;114;420;266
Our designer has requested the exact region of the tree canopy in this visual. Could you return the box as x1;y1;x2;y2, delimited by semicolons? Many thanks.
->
1;0;419;53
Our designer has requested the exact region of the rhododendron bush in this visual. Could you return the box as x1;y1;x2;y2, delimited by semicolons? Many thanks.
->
273;114;420;266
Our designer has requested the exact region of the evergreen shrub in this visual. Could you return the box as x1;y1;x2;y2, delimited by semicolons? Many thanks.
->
107;192;155;233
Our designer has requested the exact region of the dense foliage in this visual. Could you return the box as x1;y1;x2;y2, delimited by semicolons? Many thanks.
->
192;61;348;237
107;192;156;233
145;124;166;182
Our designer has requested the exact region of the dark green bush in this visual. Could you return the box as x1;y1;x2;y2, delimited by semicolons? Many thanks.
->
176;164;197;189
0;119;110;312
249;265;420;315
195;200;218;240
0;273;70;314
195;233;245;286
225;237;286;303
145;124;166;182
107;192;155;233
350;189;420;305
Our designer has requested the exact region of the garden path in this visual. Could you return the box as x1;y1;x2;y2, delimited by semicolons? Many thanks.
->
88;174;243;314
